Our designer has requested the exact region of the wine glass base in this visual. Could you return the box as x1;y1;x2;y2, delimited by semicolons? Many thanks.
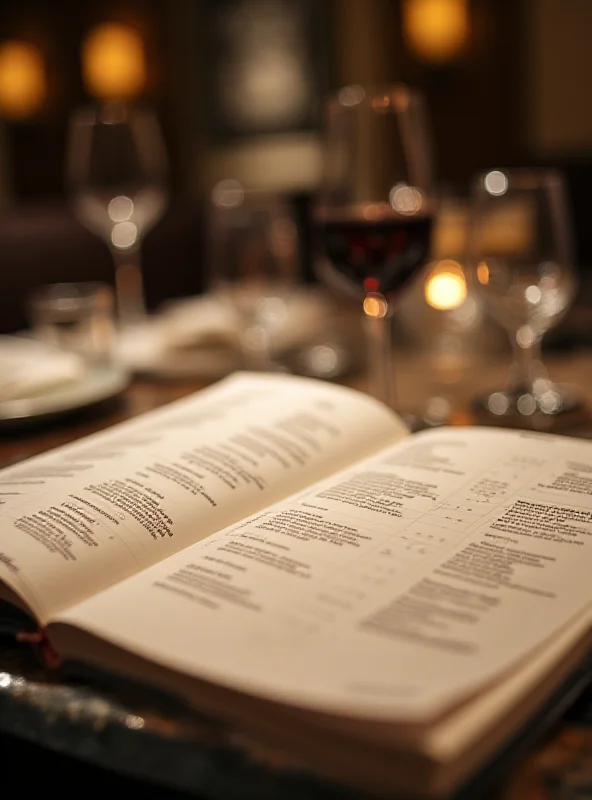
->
471;384;589;432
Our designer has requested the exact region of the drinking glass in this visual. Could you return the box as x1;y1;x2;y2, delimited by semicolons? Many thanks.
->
28;281;115;364
208;181;299;371
67;102;168;326
466;169;580;424
315;84;435;410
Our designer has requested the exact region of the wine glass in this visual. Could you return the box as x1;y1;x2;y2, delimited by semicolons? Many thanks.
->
315;84;435;412
208;181;299;372
67;102;168;326
466;168;581;425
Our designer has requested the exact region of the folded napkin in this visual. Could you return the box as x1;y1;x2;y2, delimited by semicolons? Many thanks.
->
116;289;336;378
0;335;86;403
116;296;239;378
162;289;331;353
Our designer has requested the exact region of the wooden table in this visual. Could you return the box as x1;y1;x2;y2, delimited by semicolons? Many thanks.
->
1;348;591;469
0;378;206;468
1;352;592;799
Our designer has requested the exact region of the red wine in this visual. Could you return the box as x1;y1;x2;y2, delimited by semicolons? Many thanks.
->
317;213;433;300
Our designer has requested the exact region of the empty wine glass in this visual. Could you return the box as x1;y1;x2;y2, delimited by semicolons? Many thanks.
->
208;181;299;371
315;84;435;413
67;102;168;326
466;168;581;425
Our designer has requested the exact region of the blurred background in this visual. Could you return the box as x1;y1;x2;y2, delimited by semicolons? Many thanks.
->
0;0;591;338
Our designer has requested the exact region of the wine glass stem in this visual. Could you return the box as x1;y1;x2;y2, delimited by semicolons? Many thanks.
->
508;331;545;393
363;306;397;410
243;320;273;372
111;246;147;326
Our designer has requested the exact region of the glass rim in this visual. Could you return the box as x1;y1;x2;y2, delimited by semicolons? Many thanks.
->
326;83;424;114
473;167;565;193
210;180;295;212
70;100;149;127
28;281;113;312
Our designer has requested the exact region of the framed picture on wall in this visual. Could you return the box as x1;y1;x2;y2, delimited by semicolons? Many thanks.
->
204;0;328;140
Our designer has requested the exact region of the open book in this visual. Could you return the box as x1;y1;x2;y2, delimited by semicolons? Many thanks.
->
1;372;591;797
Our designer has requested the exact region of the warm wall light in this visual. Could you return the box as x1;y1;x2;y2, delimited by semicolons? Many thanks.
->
403;0;469;64
0;41;46;120
82;24;146;100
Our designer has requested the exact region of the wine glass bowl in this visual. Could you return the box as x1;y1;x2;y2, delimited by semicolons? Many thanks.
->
67;102;168;325
316;198;433;304
467;168;582;426
315;84;435;411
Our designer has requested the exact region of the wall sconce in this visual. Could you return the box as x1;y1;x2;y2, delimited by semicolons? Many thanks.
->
82;23;146;100
0;41;46;121
402;0;469;64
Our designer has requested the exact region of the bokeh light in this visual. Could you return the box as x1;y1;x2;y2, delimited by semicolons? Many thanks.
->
0;41;46;120
82;24;146;100
424;260;468;310
403;0;469;64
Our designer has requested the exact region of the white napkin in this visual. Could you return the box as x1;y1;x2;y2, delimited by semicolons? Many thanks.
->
166;289;335;351
0;335;86;403
116;289;334;377
115;295;240;378
159;294;241;350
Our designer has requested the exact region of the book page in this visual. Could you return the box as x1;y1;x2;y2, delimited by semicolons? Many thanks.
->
0;373;406;623
54;426;592;722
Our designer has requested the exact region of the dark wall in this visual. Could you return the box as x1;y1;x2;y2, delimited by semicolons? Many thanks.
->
0;0;591;332
0;0;532;201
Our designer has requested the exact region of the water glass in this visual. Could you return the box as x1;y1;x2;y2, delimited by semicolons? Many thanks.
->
208;182;299;371
28;282;116;364
466;168;581;425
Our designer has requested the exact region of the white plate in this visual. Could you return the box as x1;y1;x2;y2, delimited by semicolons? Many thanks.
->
0;363;130;428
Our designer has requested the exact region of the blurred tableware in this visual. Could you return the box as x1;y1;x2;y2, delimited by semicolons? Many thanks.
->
255;286;362;379
0;363;129;431
116;286;359;381
315;84;435;413
466;168;582;427
28;281;116;364
208;181;299;371
116;296;241;381
0;335;128;430
67;102;168;325
398;194;491;426
0;335;85;403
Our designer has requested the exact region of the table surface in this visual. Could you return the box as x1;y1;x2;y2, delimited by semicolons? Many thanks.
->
1;347;591;464
1;349;592;799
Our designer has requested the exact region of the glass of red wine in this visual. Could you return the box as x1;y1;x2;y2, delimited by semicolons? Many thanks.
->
315;84;435;414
